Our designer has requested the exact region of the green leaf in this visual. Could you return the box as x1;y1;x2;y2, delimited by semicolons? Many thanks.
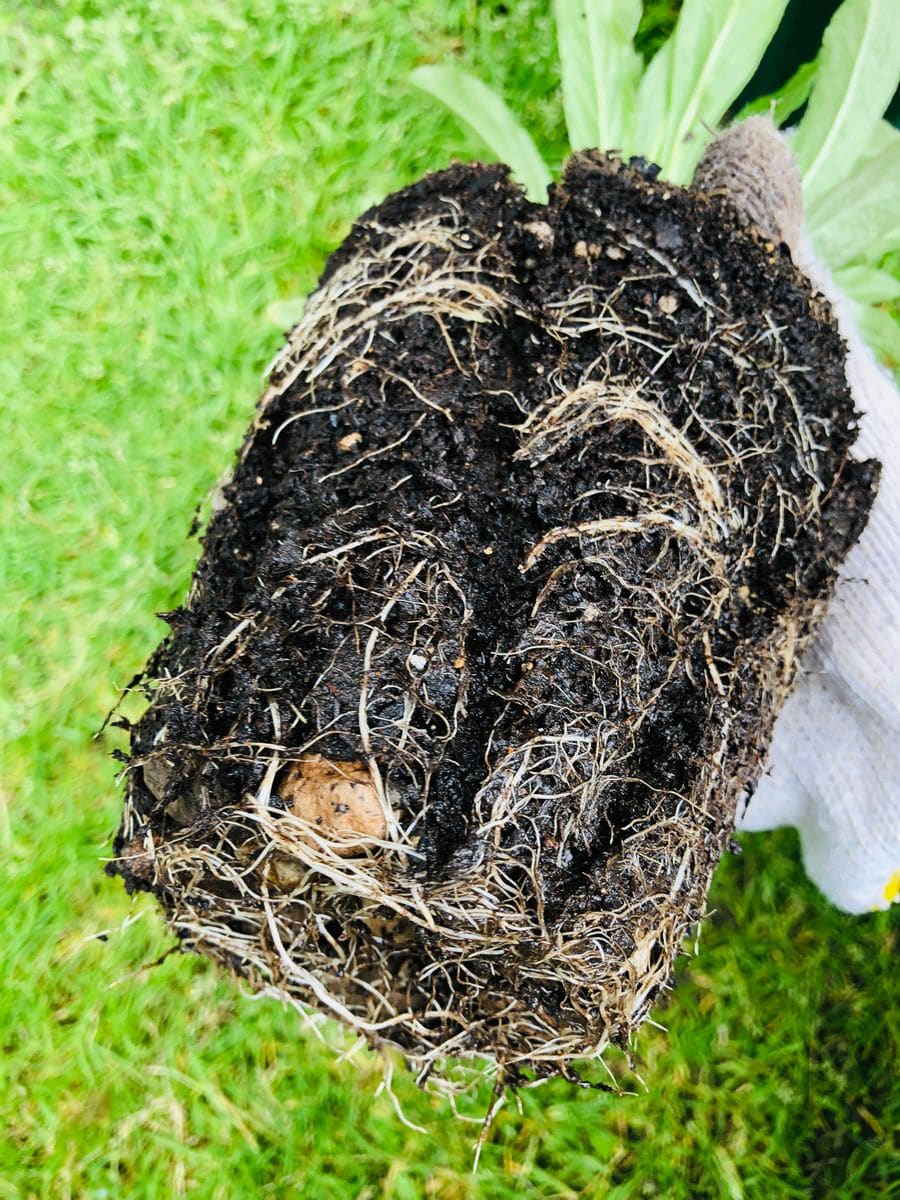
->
736;56;819;126
553;0;644;154
585;0;644;152
552;0;598;150
792;0;900;204
410;64;552;201
645;0;790;182
631;37;675;167
833;265;900;305
862;118;900;160
806;134;900;267
849;299;900;373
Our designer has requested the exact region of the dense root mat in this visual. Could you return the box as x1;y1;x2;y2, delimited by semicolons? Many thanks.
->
110;153;876;1086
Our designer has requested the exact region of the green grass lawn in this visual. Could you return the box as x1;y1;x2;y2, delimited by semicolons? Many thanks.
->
2;2;896;1196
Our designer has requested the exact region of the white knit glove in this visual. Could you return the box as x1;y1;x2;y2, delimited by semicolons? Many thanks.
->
738;234;900;914
694;117;900;912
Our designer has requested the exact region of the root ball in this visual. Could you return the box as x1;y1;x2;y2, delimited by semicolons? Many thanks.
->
109;151;876;1089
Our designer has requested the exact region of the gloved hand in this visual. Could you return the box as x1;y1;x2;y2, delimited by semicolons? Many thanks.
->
697;118;899;913
738;242;899;913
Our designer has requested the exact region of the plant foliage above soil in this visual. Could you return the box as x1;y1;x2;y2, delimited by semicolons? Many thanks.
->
412;0;900;370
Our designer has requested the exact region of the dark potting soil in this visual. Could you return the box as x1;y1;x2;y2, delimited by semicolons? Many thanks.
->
109;153;876;1073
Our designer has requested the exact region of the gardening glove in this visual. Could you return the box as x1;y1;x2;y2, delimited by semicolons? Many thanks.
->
740;256;899;914
700;119;900;914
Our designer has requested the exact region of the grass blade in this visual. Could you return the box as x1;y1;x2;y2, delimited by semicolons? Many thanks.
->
792;0;900;203
410;64;552;200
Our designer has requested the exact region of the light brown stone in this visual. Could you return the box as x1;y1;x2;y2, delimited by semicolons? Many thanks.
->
277;755;386;853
